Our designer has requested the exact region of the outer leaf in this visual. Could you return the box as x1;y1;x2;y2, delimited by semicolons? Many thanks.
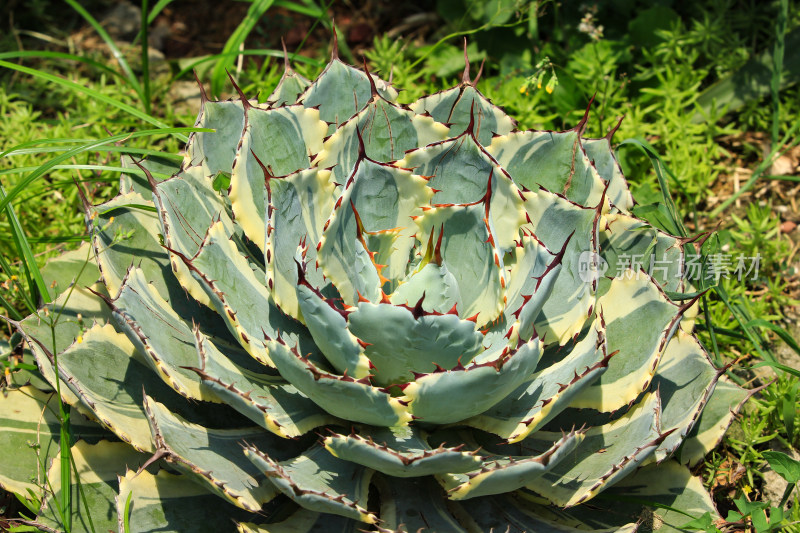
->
647;330;722;462
396;133;527;253
105;267;220;402
437;428;584;500
525;392;667;507
230;103;326;249
186;100;247;178
116;469;255;533
245;444;378;524
39;241;99;301
19;283;113;406
463;325;608;442
143;395;284;512
317;158;432;302
323;425;482;478
678;377;751;467
37;440;148;533
598;212;684;293
56;323;163;452
267;168;336;320
582;135;634;213
375;476;480;532
570;274;684;413
299;58;398;130
312;95;448;188
561;460;720;533
180;220;319;367
466;493;636;533
0;387;72;494
521;189;599;344
153;166;235;308
409;85;514;145
193;326;337;438
91;191;172;301
238;506;364;533
488;129;607;207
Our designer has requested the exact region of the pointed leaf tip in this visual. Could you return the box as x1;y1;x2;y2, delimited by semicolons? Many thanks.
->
462;37;471;84
362;57;379;98
226;70;250;107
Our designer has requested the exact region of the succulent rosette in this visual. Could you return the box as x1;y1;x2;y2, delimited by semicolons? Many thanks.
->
3;43;751;533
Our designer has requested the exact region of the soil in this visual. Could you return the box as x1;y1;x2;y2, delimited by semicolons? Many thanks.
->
78;0;436;61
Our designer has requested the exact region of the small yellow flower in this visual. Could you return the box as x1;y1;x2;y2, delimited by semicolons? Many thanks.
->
519;86;527;94
76;335;83;344
109;216;115;224
537;81;542;89
10;275;17;281
546;86;554;94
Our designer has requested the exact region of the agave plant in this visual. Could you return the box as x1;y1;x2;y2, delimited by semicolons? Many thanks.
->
2;42;751;533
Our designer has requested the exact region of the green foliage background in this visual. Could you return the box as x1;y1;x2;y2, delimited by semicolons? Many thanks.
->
1;0;799;530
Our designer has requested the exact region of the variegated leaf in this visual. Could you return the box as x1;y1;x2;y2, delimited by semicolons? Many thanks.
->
246;444;378;524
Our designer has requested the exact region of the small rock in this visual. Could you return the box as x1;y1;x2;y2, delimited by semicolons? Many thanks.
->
763;443;800;509
781;220;797;233
102;1;142;41
169;80;204;117
763;469;789;509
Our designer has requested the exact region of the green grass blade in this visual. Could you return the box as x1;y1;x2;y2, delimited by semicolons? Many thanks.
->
772;0;788;146
0;183;51;305
58;396;72;531
0;246;35;315
273;0;323;17
25;235;89;244
123;490;133;533
0;127;208;215
97;203;157;215
63;0;144;102
753;361;800;379
1;138;112;158
744;318;800;356
617;138;687;237
69;449;97;533
209;0;275;97
701;295;723;367
0;51;125;81
0;289;24;321
140;0;151;114
175;49;322;81
0;164;172;179
287;0;345;64
713;283;775;362
0;60;183;140
783;381;798;441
